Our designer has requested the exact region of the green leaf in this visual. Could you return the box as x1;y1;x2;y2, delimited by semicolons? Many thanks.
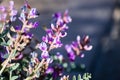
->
11;63;20;71
49;78;53;80
36;71;40;78
11;76;18;80
0;42;8;46
70;62;76;69
72;75;76;80
83;73;91;80
7;40;12;46
0;38;8;46
63;63;68;68
12;49;17;58
78;74;82;80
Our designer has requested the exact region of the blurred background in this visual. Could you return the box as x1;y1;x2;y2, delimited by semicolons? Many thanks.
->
1;0;120;80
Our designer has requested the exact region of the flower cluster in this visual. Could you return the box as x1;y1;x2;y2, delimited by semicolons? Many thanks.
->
0;0;40;63
36;10;72;59
65;35;93;61
0;1;92;80
0;1;17;22
34;10;72;79
0;0;40;78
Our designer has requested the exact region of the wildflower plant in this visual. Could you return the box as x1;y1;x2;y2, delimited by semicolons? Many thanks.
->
0;0;92;80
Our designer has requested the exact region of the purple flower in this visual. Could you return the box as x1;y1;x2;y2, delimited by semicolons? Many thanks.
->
56;18;64;26
65;35;92;61
53;12;61;19
59;32;67;37
41;10;71;52
19;12;26;21
65;45;75;61
10;16;17;21
80;53;85;58
14;25;22;30
10;10;17;16
0;14;7;21
41;51;49;59
81;35;93;51
30;52;39;67
65;45;73;53
14;52;23;60
77;35;80;43
31;52;38;58
24;32;33;39
0;6;6;12
54;37;63;48
84;45;93;51
68;51;76;61
46;29;54;37
46;67;54;74
9;1;14;10
53;10;71;26
29;8;38;18
63;10;72;23
60;24;69;31
46;58;53;63
32;22;39;28
38;42;47;51
71;41;78;48
42;35;49;43
51;24;57;31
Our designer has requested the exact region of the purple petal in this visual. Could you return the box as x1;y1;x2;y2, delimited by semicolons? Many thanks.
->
14;25;22;30
10;16;17;21
19;12;26;21
33;22;39;28
60;32;67;37
80;53;85;58
46;67;54;74
9;1;14;10
29;8;38;17
24;33;33;39
65;45;72;53
42;36;48;43
71;41;78;48
84;45;93;51
41;51;49;59
63;10;72;23
10;10;17;16
0;6;6;12
38;42;47;51
68;52;75;61
53;12;61;19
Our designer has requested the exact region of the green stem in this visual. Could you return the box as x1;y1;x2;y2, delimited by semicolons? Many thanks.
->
0;49;16;75
25;59;45;80
9;70;12;80
33;59;45;73
25;76;34;80
0;54;12;75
